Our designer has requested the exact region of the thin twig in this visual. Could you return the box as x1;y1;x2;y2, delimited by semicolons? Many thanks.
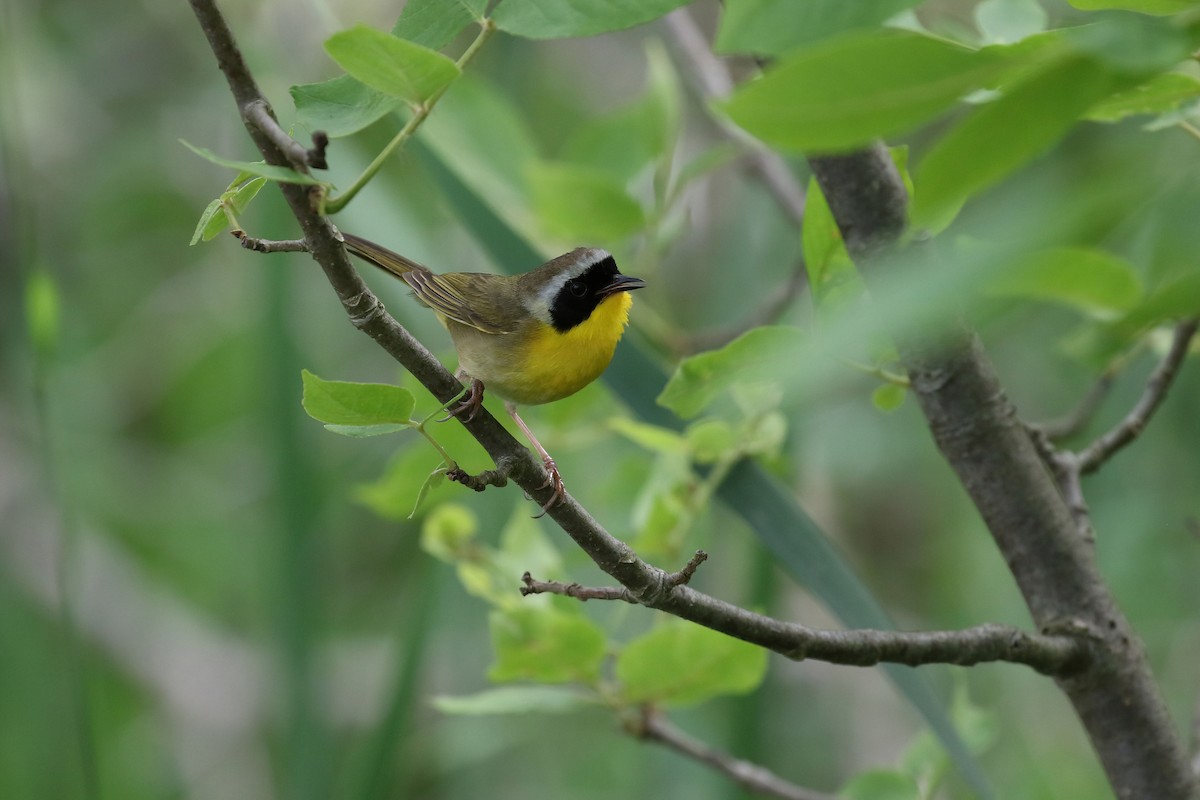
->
232;231;308;252
1034;373;1116;441
522;569;1088;674
666;549;708;587
662;9;806;225
448;458;515;492
521;574;632;601
1077;320;1199;474
661;8;810;354
632;708;836;800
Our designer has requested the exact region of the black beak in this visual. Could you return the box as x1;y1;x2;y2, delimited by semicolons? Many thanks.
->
598;274;647;297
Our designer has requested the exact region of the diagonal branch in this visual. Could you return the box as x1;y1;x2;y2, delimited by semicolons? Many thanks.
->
1076;320;1198;475
631;708;835;800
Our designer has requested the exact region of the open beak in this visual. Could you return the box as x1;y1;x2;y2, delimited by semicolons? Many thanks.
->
598;274;647;297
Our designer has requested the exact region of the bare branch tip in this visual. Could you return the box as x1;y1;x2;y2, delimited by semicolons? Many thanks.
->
447;463;512;493
666;550;709;587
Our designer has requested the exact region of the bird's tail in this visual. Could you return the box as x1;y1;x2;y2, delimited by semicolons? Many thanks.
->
341;232;432;280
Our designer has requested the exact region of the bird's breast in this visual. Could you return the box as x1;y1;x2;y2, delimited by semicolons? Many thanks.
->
455;292;632;406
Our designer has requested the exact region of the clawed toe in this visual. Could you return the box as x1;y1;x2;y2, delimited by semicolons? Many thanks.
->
532;457;565;518
441;378;484;423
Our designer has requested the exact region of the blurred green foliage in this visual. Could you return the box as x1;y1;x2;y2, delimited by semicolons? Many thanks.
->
4;1;1200;799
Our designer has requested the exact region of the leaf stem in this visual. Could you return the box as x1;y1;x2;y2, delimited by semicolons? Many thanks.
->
323;18;497;214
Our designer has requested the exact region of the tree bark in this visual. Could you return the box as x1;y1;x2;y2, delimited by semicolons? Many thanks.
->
808;145;1198;800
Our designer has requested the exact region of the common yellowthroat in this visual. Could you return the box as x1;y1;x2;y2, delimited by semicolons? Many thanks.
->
340;232;646;511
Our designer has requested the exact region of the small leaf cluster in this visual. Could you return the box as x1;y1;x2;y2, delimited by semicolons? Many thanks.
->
423;503;769;718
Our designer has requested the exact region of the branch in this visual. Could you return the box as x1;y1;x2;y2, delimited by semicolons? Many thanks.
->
1030;372;1115;442
631;708;835;800
447;458;515;492
663;9;806;225
522;568;1086;674
1076;320;1198;474
243;99;328;170
233;231;308;253
808;145;1198;797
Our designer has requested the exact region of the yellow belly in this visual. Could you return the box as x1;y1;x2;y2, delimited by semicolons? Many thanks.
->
450;292;632;406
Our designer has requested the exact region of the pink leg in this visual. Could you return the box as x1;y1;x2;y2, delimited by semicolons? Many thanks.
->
505;402;566;515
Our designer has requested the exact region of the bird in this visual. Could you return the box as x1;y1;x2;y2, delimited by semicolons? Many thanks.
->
340;232;646;513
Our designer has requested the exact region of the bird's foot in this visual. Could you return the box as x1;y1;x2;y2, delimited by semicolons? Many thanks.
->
532;456;566;518
440;378;485;423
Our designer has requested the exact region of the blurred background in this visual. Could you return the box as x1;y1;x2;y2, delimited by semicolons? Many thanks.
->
2;0;1198;798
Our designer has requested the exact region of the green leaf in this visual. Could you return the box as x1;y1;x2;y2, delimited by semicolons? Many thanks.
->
1064;13;1190;73
192;177;268;244
493;0;692;39
871;383;907;412
488;607;607;684
1085;72;1200;121
975;0;1048;45
839;770;921;800
985;247;1143;314
180;140;326;185
409;465;448;518
25;270;60;358
528;161;645;242
719;30;1011;152
290;75;405;138
685;419;737;464
1113;271;1200;334
324;25;460;106
716;0;923;55
300;369;417;427
1067;0;1196;14
229;176;267;214
658;326;805;419
323;423;412;437
392;0;484;50
190;198;223;245
433;686;596;715
617;620;768;707
420;503;478;561
608;417;688;455
911;57;1120;229
357;446;453;520
802;178;857;307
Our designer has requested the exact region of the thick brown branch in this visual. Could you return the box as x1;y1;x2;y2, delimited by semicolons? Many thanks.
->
632;708;834;800
1077;320;1198;474
808;144;1198;799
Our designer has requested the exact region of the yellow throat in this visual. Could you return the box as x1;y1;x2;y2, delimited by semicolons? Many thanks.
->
509;291;633;406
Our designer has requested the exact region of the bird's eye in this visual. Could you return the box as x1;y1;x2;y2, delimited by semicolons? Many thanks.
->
568;280;588;298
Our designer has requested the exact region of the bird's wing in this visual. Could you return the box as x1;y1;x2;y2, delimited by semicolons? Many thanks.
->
403;271;519;335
